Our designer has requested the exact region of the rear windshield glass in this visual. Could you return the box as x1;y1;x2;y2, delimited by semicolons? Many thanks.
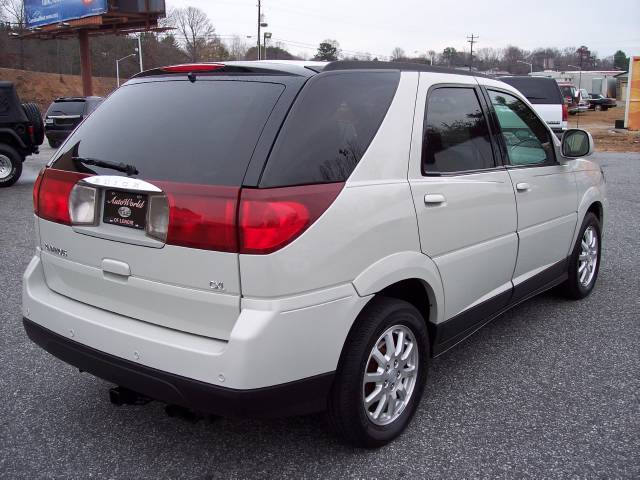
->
47;101;86;116
259;71;400;187
50;80;284;185
499;77;563;105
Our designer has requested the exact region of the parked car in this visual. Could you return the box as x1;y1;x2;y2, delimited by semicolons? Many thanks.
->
588;93;617;111
558;82;580;115
23;60;606;448
499;76;567;138
44;96;103;148
577;88;591;113
0;81;44;187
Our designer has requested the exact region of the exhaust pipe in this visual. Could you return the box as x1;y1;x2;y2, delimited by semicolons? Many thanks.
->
109;386;152;406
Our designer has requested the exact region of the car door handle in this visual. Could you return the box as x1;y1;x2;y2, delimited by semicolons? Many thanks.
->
424;194;446;205
515;182;531;192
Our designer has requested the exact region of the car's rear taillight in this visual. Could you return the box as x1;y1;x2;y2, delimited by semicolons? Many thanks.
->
238;183;344;254
155;182;240;252
36;169;89;225
562;103;568;122
32;168;45;212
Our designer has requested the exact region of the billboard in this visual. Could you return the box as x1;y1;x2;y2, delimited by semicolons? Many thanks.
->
625;56;640;131
25;0;108;29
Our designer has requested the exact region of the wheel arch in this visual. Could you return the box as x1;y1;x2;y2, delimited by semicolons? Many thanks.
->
350;251;444;355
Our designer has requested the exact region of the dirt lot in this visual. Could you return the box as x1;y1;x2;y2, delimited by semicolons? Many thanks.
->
568;105;640;152
0;67;116;113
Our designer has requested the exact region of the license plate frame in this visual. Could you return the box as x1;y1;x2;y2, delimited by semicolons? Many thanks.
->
102;189;148;230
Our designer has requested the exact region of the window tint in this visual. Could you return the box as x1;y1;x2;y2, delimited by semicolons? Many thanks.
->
48;101;86;116
259;71;399;187
422;87;495;174
488;90;555;166
50;80;284;185
499;77;563;105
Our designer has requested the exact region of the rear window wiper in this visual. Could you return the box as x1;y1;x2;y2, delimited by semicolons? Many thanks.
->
73;156;139;176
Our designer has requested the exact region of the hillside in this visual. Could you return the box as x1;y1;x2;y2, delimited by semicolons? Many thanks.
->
0;68;116;112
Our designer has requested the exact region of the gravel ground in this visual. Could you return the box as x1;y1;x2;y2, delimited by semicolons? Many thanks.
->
1;151;638;479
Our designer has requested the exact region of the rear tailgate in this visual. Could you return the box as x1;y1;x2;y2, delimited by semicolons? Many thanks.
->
37;76;292;340
531;103;565;132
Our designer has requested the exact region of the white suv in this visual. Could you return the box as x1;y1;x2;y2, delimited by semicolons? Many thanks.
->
23;60;606;448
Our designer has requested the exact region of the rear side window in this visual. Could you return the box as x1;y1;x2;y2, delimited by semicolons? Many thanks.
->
259;71;400;187
499;77;563;105
422;87;495;174
50;80;284;185
48;101;86;116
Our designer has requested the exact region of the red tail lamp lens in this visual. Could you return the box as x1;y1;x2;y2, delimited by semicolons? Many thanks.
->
239;183;344;254
162;63;225;73
562;103;568;122
36;169;89;225
154;182;240;252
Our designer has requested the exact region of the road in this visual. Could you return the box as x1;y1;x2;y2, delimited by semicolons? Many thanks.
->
1;151;638;479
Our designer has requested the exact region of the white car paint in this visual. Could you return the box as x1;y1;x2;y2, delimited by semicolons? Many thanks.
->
23;66;606;398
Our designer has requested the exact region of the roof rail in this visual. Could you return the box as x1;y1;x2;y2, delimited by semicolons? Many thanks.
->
323;60;488;78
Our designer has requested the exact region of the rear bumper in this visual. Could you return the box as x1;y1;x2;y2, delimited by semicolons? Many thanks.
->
23;317;333;417
23;254;369;416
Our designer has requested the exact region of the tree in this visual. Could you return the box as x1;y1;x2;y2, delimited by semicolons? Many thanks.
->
391;47;405;61
442;47;457;67
314;39;340;61
228;35;248;60
1;0;26;68
613;50;629;70
169;7;215;62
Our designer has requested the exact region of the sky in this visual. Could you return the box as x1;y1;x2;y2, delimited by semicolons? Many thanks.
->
167;0;640;60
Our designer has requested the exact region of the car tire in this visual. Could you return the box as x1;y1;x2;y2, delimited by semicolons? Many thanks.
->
594;104;602;111
21;102;45;146
328;296;429;448
0;144;23;188
558;212;601;300
48;138;60;149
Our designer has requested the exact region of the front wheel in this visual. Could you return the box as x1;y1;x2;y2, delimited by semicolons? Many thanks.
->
558;212;601;299
0;144;23;188
328;297;429;448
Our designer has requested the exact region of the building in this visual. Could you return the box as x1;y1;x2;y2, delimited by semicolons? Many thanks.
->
530;70;623;98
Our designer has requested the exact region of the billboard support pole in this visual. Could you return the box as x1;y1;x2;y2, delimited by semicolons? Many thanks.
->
78;30;93;96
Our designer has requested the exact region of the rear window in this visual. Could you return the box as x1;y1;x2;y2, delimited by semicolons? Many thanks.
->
499;77;563;105
259;71;400;187
47;101;86;116
50;80;284;185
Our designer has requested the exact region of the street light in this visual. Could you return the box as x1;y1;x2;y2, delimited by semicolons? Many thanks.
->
517;60;533;74
116;51;137;87
263;32;272;60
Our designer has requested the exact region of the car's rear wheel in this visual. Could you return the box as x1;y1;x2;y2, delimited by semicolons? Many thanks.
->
558;212;601;299
48;138;61;149
328;297;429;448
594;104;602;111
0;144;23;187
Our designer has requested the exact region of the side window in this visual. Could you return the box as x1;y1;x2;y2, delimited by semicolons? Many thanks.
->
259;71;400;187
488;90;555;166
422;87;495;174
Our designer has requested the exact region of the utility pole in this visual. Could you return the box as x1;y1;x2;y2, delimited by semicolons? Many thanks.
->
467;34;478;71
257;0;261;60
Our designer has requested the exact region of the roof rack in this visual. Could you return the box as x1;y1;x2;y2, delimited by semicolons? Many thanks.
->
323;60;488;78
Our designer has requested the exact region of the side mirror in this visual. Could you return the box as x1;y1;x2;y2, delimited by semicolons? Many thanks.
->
561;129;594;158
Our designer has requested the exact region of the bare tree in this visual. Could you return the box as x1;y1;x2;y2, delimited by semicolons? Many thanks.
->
1;0;26;68
227;35;248;60
169;6;215;62
391;47;405;61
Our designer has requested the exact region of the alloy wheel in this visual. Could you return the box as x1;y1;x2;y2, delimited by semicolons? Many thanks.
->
362;324;419;426
578;225;598;287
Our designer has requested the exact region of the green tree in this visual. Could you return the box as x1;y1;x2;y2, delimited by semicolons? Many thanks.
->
314;39;340;61
613;50;629;70
442;47;457;67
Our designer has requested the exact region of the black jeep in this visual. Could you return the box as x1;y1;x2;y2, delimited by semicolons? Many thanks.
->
0;81;44;187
